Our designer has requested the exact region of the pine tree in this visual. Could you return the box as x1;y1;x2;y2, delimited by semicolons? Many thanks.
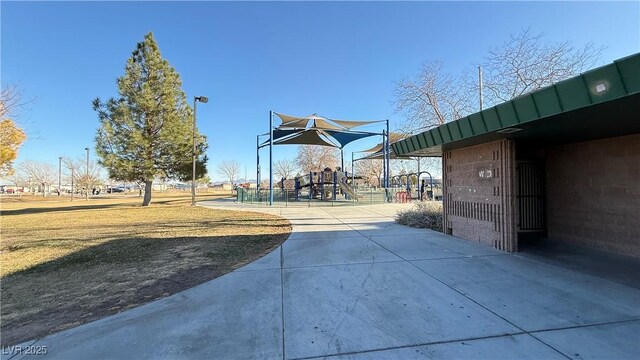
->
94;32;207;206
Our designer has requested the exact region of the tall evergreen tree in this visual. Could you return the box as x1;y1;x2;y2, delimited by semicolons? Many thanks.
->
94;32;207;206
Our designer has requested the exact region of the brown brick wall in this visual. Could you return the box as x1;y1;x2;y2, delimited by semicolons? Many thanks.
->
443;139;518;252
546;134;640;256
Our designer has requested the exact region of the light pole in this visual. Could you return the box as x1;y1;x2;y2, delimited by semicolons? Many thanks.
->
385;119;390;188
192;96;209;206
256;135;261;190
269;111;273;206
58;157;62;196
85;147;90;200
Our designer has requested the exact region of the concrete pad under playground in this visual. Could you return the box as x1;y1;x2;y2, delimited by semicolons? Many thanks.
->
10;200;640;360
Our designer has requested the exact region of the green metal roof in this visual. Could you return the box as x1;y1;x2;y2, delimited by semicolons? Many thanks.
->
392;52;640;157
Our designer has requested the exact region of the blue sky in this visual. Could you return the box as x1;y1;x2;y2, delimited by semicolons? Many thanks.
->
2;1;639;181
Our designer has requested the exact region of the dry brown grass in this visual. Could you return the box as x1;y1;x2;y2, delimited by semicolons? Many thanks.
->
395;201;444;232
0;192;291;346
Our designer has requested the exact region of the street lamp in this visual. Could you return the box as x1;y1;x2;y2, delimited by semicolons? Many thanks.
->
58;157;62;196
192;96;209;206
85;147;90;200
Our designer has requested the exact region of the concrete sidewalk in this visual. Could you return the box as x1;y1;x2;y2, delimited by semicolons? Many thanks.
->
8;201;640;359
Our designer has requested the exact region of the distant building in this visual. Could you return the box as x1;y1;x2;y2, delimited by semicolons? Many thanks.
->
212;183;233;191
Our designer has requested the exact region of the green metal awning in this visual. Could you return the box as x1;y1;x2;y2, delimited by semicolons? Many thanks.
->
392;53;640;157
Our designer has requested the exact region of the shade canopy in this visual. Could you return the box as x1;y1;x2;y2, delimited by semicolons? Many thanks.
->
331;119;380;129
323;130;377;148
260;111;393;204
361;132;408;153
266;112;385;149
357;147;413;161
274;112;381;131
272;129;301;141
272;130;337;147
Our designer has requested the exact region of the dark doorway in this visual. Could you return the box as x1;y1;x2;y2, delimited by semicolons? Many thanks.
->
517;161;546;246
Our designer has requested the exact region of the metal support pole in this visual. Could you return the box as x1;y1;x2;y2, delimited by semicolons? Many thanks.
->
256;135;260;190
351;152;355;189
382;130;386;189
429;173;433;200
269;111;274;206
192;97;197;206
416;158;421;200
340;148;344;171
320;172;324;201
479;65;484;111
385;119;390;188
192;95;208;206
58;156;62;196
309;172;313;201
333;171;337;201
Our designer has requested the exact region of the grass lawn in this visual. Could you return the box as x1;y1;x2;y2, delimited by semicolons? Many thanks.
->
0;192;291;346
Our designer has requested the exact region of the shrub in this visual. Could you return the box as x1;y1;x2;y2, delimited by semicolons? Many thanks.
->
395;202;443;232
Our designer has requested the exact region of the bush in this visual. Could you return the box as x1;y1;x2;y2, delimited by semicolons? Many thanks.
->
395;202;443;232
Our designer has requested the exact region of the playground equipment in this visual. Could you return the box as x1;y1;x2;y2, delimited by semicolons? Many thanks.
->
258;112;390;206
279;168;359;202
391;171;442;201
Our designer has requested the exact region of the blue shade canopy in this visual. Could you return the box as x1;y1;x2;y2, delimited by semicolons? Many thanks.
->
272;129;338;147
272;129;301;141
265;112;386;150
261;128;377;148
323;130;378;148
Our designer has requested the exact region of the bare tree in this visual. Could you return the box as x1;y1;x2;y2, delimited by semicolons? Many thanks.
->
6;171;26;188
19;161;56;196
354;159;384;187
62;157;103;196
0;85;32;120
482;29;602;105
392;157;442;179
394;61;474;134
418;157;442;178
392;159;413;176
296;145;339;173
274;158;298;180
217;160;240;185
394;29;602;133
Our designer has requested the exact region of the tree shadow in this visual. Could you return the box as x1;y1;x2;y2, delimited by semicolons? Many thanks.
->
0;203;127;216
1;232;289;347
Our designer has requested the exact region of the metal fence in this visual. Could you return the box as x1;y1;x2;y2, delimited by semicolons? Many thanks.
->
236;187;416;207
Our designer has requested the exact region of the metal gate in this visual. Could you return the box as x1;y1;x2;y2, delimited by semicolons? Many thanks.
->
517;162;545;231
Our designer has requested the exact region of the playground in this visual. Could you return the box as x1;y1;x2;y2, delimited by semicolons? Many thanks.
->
237;168;443;206
243;112;442;206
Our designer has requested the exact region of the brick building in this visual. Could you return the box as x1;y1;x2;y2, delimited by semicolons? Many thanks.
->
391;53;640;256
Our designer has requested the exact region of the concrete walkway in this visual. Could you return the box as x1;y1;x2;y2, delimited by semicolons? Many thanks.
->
9;201;640;359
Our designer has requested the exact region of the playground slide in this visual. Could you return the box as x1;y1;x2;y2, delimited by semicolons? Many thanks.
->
339;180;359;201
